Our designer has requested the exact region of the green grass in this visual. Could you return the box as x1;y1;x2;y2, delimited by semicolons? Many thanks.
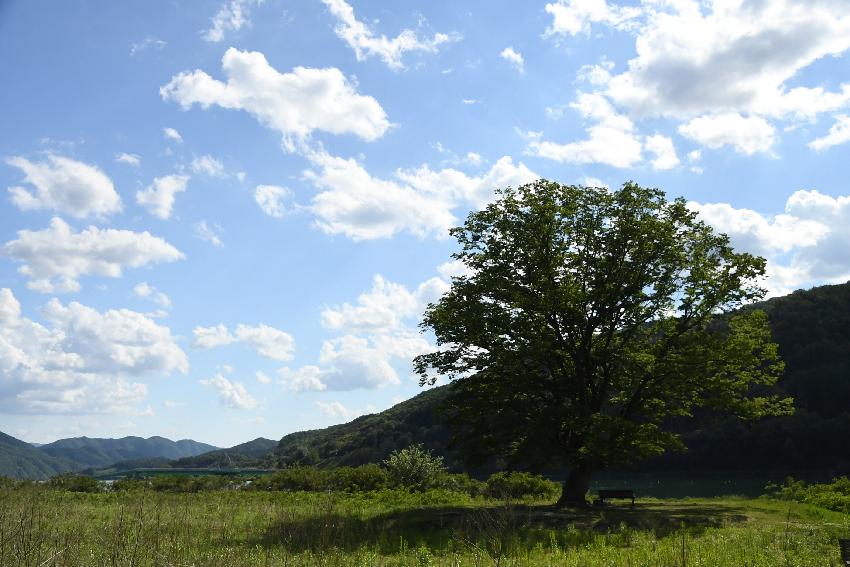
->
1;485;848;566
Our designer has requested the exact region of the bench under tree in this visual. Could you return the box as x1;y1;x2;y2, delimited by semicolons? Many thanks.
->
594;489;635;507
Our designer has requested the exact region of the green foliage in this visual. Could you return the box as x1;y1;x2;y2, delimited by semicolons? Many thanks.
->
47;472;102;492
0;431;72;479
415;181;790;494
39;435;217;470
766;476;850;513
252;464;390;493
485;472;560;500
383;444;447;491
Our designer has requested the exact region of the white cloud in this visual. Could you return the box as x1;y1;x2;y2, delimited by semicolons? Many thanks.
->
580;176;608;189
161;48;391;148
544;0;642;37
135;174;189;219
133;282;171;309
500;47;524;72
0;289;187;414
130;36;166;56
254;184;292;218
202;0;262;43
322;0;460;70
192;324;235;349
200;374;257;409
2;218;184;293
322;274;446;334
809;115;850;151
690;189;850;295
190;155;225;177
235;324;295;361
525;93;642;168
600;1;850;120
163;127;183;142
644;133;679;170
316;400;373;421
6;155;121;218
255;370;272;384
194;221;223;247
678;113;776;155
306;148;537;240
462;99;479;105
115;153;141;167
193;323;294;360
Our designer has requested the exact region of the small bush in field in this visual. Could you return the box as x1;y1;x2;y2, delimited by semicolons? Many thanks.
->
48;473;102;493
383;445;447;491
766;476;850;513
251;464;390;492
434;472;486;496
485;471;559;500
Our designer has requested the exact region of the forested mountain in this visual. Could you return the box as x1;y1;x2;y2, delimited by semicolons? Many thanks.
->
275;281;850;476
0;431;73;479
38;436;218;470
170;437;278;468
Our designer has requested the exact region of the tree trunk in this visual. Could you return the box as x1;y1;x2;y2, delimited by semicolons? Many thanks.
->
556;465;592;508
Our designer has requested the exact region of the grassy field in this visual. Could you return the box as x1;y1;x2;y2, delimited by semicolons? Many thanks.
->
1;485;848;566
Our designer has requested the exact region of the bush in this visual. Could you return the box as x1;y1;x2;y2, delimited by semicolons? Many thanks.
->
485;471;559;500
48;473;102;493
766;476;850;513
383;444;447;491
251;465;389;493
434;472;486;496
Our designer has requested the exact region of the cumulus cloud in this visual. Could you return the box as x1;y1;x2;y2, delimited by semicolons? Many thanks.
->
525;93;642;168
281;273;445;392
316;400;373;421
202;0;262;43
200;374;257;409
0;289;187;414
690;189;850;295
254;185;292;218
6;155;121;218
322;0;460;70
678;113;776;155
305;148;537;240
809;115;850;151
544;0;642;37
644;134;679;170
163;127;183;142
597;1;850;120
234;324;295;361
192;324;235;349
133;282;171;309
192;323;294;361
161;48;391;148
135;174;189;219
115;153;141;167
500;47;524;72
190;155;225;177
2;218;184;293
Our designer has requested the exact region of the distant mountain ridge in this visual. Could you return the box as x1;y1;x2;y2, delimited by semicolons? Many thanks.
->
38;436;218;470
0;431;72;480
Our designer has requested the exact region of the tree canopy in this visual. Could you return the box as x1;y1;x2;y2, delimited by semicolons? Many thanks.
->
415;180;792;505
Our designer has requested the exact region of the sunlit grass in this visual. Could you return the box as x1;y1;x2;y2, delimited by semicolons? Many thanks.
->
1;485;848;566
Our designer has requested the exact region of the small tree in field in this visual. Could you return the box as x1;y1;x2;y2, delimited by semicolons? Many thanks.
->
383;444;446;490
415;180;791;506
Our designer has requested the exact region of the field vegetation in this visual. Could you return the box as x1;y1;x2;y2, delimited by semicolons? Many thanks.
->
1;473;848;566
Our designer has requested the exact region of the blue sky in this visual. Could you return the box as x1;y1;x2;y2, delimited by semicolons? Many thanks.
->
1;0;849;446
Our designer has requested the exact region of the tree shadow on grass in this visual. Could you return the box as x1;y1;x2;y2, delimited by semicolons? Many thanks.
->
253;501;748;554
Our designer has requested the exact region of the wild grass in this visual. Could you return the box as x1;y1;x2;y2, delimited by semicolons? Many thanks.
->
0;484;848;566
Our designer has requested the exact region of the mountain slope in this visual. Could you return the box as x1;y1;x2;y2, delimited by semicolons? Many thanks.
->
38;436;218;470
0;431;73;479
275;280;850;475
171;437;278;468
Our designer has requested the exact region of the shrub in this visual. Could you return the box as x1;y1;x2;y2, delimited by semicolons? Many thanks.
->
766;476;850;513
484;471;559;500
251;465;390;493
434;472;486;496
383;444;447;491
48;473;102;493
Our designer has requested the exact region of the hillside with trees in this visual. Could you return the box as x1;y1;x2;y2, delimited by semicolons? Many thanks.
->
37;436;218;470
0;432;72;479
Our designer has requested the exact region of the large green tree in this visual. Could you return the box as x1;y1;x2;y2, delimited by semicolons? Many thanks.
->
415;180;791;506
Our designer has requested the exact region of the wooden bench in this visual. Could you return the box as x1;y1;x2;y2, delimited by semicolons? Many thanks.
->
839;539;850;566
594;489;635;507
